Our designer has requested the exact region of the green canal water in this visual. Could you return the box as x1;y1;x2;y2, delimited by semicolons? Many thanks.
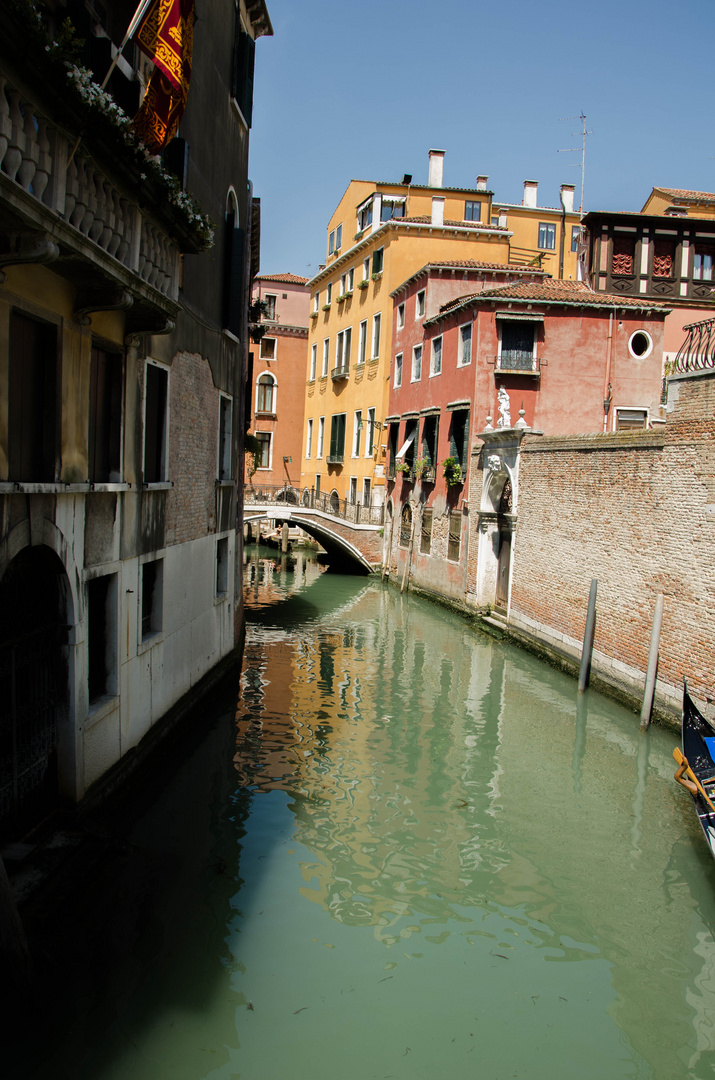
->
15;548;715;1079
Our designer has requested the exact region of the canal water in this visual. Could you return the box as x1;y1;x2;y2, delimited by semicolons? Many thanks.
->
13;547;715;1080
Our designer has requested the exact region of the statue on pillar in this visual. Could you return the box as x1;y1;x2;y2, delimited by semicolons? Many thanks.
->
497;387;511;429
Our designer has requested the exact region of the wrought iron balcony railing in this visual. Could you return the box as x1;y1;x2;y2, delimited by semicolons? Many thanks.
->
494;352;540;374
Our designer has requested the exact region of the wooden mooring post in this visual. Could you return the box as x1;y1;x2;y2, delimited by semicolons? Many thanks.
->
640;594;664;731
578;579;598;693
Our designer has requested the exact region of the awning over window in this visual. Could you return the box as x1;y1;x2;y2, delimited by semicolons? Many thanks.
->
396;431;416;459
495;311;544;322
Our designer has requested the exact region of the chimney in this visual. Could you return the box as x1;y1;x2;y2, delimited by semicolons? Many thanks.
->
431;196;445;226
560;184;575;214
523;180;538;208
498;208;507;229
428;149;445;188
476;175;488;191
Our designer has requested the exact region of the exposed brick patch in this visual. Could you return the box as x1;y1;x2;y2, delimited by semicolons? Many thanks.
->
165;350;219;546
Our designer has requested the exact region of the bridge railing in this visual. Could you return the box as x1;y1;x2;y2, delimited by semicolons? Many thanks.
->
244;483;385;527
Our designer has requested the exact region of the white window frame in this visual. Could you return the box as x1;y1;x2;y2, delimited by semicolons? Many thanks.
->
362;256;370;282
358;320;367;365
362;477;371;506
322;338;330;377
218;392;232;481
326;282;332;305
352;410;362;457
310;343;317;381
317;416;325;458
416;290;426;318
143;358;170;484
347;267;354;292
336;327;352;372
458;322;472;367
411;344;422;382
397;302;405;329
340;272;347;295
306;418;313;458
371;313;381;359
430;335;442;377
260;336;276;360
328;229;335;255
313;291;319;313
394;351;403;388
614;406;649;431
628;330;654;360
255;370;277;414
538;222;556;250
366;407;376;457
255;430;272;470
336;224;342;250
349;476;357;504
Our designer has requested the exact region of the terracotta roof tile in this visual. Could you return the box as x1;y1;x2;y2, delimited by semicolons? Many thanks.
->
255;273;310;285
397;216;503;230
655;188;715;204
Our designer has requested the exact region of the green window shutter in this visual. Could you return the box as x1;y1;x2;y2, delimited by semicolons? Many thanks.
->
233;26;256;127
372;248;383;275
337;414;346;456
330;416;338;458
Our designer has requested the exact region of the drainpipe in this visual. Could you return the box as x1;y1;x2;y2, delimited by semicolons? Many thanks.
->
559;197;566;279
603;311;614;432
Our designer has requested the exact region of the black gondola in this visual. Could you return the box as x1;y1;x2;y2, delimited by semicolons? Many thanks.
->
675;682;715;859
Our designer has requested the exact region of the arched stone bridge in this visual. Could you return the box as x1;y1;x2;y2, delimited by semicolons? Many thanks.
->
243;485;384;573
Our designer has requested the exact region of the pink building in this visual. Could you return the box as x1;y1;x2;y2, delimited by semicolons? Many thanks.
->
248;273;310;489
384;275;669;604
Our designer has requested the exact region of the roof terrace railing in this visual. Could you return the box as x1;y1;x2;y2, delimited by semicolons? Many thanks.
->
672;316;715;374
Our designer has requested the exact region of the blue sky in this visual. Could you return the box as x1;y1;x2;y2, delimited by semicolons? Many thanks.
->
248;0;715;279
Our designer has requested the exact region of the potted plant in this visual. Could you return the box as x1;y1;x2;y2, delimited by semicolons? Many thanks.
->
396;461;413;480
414;457;434;481
358;279;370;290
441;456;463;486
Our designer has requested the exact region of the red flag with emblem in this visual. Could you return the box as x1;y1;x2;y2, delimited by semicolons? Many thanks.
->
132;0;194;153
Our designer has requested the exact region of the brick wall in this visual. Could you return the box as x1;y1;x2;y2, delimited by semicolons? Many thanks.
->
165;350;219;546
507;371;715;721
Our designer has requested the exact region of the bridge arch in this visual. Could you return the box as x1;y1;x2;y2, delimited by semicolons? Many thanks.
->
243;508;376;574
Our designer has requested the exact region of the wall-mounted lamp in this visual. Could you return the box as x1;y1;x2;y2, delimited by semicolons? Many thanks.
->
283;456;292;463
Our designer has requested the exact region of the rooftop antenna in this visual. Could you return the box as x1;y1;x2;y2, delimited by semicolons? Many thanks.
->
558;112;593;215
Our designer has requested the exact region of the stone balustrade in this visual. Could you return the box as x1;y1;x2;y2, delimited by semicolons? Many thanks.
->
0;73;179;302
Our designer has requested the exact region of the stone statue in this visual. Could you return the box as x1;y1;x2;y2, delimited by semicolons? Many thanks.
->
497;387;511;428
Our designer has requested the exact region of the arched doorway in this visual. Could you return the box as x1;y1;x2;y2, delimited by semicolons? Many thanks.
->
495;479;513;611
0;546;69;839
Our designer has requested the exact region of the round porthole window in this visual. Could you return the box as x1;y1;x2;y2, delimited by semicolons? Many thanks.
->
628;330;653;359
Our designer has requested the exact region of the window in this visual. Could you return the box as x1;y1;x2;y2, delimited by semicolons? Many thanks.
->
372;313;381;358
416;290;425;317
387;423;399;478
420;508;433;554
347;267;354;292
358;200;373;232
362;256;370;281
348;476;357;504
458;323;472;367
335;224;342;250
447;511;462;562
317;416;325;458
306;418;313;458
465;200;481;221
358;320;367;365
89;345;122;483
421;414;439;467
653;239;675;278
615;408;648;430
313;291;319;313
260;337;276;359
372;247;384;276
222;193;244;334
326;283;333;305
400;419;418;473
322;338;330;376
216;537;229;597
315;473;321;495
538;222;556;250
328;229;335;255
264;294;276;320
571;226;582;253
397;302;405;329
231;19;256;126
255;432;271;469
612;235;635;275
329;413;347;462
141;559;163;641
310;343;317;380
363;477;371;506
340;272;347;295
87;574;117;703
8;311;57;482
694;246;714;281
394;352;403;388
399;504;412;547
628;330;653;359
430;336;442;377
411;344;422;381
366;407;376;456
256;373;276;413
498;321;536;372
144;361;168;483
449;409;470;470
381;197;405;221
218;394;232;480
353;411;362;457
335;328;352;372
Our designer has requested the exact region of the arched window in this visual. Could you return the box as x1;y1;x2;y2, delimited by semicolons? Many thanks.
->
400;503;412;547
256;373;276;413
222;188;243;335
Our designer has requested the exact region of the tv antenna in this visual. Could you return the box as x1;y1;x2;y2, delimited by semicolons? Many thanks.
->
558;113;592;215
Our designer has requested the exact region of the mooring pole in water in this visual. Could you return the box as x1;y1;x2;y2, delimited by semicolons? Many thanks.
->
639;593;664;731
281;522;289;554
578;578;598;693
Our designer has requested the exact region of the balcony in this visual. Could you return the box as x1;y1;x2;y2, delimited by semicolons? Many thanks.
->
331;365;350;381
326;453;344;465
494;352;541;375
0;19;211;336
